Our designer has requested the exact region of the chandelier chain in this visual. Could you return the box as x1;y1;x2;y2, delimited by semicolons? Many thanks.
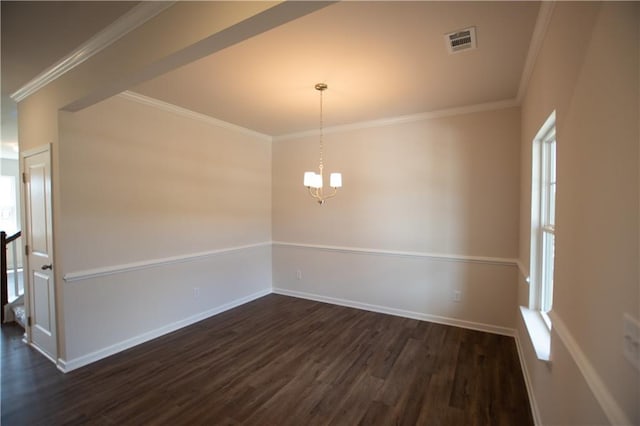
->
319;86;324;170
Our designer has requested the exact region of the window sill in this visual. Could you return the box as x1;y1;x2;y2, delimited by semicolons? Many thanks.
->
520;306;551;362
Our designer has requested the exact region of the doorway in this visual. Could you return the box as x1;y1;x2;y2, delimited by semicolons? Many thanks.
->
22;145;57;362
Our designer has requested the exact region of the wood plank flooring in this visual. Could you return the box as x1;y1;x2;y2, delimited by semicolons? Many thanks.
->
1;294;533;425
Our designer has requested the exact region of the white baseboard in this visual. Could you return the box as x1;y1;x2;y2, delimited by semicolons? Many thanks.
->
273;288;544;421
272;287;515;337
57;288;271;372
26;341;57;365
513;330;543;426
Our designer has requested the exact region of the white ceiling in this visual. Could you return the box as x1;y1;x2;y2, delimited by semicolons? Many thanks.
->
132;1;540;136
2;1;541;152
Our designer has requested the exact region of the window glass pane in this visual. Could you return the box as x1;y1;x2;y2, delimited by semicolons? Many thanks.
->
548;140;556;226
549;183;556;226
541;231;555;312
549;140;556;182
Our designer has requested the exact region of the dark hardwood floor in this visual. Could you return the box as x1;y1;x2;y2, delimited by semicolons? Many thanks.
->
1;294;533;425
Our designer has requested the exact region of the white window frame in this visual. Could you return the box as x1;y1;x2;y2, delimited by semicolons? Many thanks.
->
530;111;556;326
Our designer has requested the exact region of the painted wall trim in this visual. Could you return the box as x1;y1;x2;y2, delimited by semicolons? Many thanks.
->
57;288;271;373
10;2;175;102
273;241;517;266
273;287;515;337
517;260;530;282
549;311;631;426
519;306;550;362
29;341;57;365
516;1;556;103
63;241;271;282
120;91;517;144
119;91;272;141
513;329;543;426
273;98;519;142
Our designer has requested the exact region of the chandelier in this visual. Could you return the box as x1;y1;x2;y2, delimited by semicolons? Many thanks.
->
303;83;342;204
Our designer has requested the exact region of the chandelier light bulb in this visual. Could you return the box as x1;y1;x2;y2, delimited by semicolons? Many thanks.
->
330;173;342;188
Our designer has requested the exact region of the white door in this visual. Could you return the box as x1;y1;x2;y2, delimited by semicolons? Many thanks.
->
23;146;57;362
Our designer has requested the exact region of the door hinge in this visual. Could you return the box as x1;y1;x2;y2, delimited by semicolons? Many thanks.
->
22;172;27;184
25;244;29;256
27;316;32;327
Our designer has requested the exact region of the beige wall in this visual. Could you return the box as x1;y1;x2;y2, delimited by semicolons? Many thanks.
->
273;107;521;331
274;107;520;257
59;96;271;271
518;2;639;424
15;1;319;362
58;94;272;363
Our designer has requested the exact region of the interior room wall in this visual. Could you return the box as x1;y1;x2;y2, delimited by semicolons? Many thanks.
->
518;2;639;424
57;95;272;366
273;106;521;332
15;2;311;363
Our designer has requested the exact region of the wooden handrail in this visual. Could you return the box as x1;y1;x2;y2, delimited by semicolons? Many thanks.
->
1;230;22;323
5;231;21;244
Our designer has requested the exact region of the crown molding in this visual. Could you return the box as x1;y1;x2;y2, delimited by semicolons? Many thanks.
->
121;91;517;144
273;98;519;142
10;2;175;103
517;1;556;103
118;91;272;141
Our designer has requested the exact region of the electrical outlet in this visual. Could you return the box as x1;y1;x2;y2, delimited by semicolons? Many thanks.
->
452;290;462;303
296;269;302;280
623;313;640;371
193;287;200;298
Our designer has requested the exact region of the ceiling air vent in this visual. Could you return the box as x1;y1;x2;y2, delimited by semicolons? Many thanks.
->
445;27;477;54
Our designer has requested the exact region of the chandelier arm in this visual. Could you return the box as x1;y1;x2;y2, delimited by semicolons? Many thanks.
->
308;186;321;200
307;186;337;203
322;188;338;200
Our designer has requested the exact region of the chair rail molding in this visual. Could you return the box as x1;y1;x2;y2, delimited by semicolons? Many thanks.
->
273;241;518;266
63;242;271;283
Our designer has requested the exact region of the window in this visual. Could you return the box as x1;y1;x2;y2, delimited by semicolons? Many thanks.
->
0;175;18;234
0;173;23;301
531;111;556;321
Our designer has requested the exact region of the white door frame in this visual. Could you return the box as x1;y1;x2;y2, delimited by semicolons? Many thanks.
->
21;144;58;364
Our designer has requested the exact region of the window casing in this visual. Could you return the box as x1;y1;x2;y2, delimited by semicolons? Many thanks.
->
531;112;556;318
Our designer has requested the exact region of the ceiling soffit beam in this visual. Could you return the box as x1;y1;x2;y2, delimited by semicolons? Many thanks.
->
10;2;175;103
62;1;336;113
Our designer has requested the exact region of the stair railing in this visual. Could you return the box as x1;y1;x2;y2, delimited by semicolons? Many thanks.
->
1;230;22;323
